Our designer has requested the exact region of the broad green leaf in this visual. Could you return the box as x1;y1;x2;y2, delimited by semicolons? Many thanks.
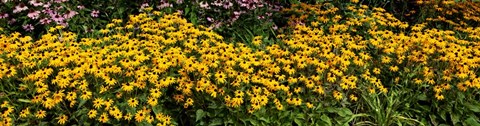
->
196;109;205;122
326;107;337;113
417;94;427;101
259;117;270;123
464;103;480;112
296;113;306;119
249;119;259;125
465;117;480;126
294;118;303;126
451;113;460;125
439;111;447;121
337;108;353;117
185;7;190;16
320;114;332;126
209;118;223;126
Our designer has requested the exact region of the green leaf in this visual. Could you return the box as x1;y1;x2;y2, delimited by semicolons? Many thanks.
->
196;109;205;122
294;118;303;126
296;113;306;119
185;7;190;16
209;118;223;126
417;94;427;101
320;114;332;126
259;117;270;123
465;117;480;126
18;99;31;103
337;108;353;117
249;119;259;125
451;113;459;125
439;110;447;121
326;107;337;113
464;103;480;112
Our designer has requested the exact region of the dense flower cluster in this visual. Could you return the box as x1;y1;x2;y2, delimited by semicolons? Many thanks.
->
153;0;282;29
0;2;479;125
0;0;100;32
282;3;480;100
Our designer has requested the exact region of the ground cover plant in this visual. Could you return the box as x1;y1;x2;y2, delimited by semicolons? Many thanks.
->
0;0;479;126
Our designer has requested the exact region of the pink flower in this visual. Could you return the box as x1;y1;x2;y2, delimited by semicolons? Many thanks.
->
199;1;209;9
91;10;99;17
207;17;214;22
63;10;77;19
28;0;43;7
157;0;172;9
77;5;85;10
272;24;278;30
213;0;222;6
27;10;40;19
257;15;265;19
141;3;149;9
40;18;51;25
42;2;51;8
52;14;64;23
13;3;28;13
8;19;16;24
0;13;8;19
23;24;34;32
59;22;68;27
43;8;54;15
54;0;68;3
176;0;183;4
177;10;183;15
223;1;233;9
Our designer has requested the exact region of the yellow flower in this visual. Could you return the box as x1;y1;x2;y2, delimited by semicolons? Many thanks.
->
88;109;97;119
135;110;146;123
333;90;343;101
20;108;30;118
435;93;445;100
349;94;358;102
35;110;47;119
306;102;314;108
98;113;109;123
128;98;139;108
57;114;68;125
93;98;104;109
215;71;227;84
80;91;92;100
147;97;158;107
389;65;399;72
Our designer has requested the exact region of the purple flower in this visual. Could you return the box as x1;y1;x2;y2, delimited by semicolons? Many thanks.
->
176;0;183;4
42;8;54;15
223;1;233;9
27;10;41;19
0;13;8;19
213;0;222;6
157;0;172;9
199;1;209;9
91;10;99;17
52;14;64;23
13;3;28;13
40;18;51;25
207;17;214;22
23;24;34;32
77;5;85;10
63;10;77;19
29;0;44;7
8;19;16;24
140;3;149;9
42;2;51;8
